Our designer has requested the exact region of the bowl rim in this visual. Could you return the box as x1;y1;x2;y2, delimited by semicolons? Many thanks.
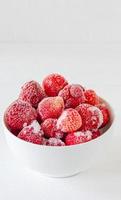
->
3;97;115;150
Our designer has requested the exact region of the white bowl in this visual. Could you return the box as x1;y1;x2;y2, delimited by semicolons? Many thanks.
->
3;99;114;178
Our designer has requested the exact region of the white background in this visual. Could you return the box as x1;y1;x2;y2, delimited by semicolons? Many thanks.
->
0;0;121;200
0;0;120;43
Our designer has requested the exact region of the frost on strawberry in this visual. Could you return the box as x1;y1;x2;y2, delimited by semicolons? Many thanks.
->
46;138;65;146
4;100;37;135
19;80;46;107
41;118;64;139
97;103;110;128
65;131;92;145
59;84;85;108
57;108;82;133
18;120;44;145
76;104;103;131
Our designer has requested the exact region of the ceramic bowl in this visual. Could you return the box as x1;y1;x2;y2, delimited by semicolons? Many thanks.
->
3;98;114;177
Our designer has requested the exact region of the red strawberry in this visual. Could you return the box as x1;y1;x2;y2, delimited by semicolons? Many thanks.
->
41;118;64;139
76;104;103;131
84;89;99;106
18;120;44;144
4;100;37;135
57;108;82;133
59;84;85;108
97;104;110;128
65;131;92;146
19;80;46;108
38;96;64;121
43;73;68;96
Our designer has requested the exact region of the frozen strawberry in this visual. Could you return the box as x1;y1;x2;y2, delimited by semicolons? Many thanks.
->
46;138;65;146
97;104;110;128
76;103;90;117
58;84;85;108
43;73;68;96
65;131;92;146
70;84;85;96
92;130;101;139
84;89;99;106
76;103;91;130
38;96;64;121
57;108;82;133
76;104;103;131
4;100;37;135
18;120;44;144
41;118;64;138
19;80;46;108
84;106;103;130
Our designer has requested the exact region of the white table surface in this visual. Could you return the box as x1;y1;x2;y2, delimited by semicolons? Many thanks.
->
0;43;121;200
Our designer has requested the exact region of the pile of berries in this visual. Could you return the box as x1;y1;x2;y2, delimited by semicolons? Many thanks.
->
4;73;110;146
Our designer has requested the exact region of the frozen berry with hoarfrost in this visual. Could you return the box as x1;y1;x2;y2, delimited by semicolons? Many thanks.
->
84;89;99;106
18;120;44;144
97;104;110;128
76;104;103;131
65;131;92;146
41;118;64;138
43;73;68;96
76;103;91;130
38;96;64;121
57;108;82;133
4;100;37;135
59;84;85;108
19;80;46;108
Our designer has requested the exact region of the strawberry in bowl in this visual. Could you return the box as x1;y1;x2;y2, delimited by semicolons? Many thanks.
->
3;73;114;177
